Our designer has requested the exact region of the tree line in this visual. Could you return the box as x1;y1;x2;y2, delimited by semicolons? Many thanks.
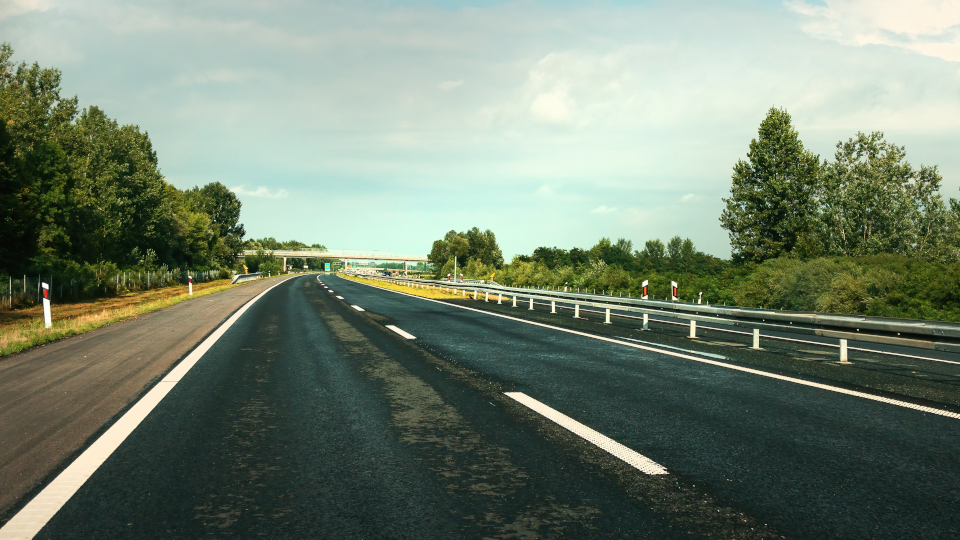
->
425;108;960;320
0;44;246;287
721;107;960;263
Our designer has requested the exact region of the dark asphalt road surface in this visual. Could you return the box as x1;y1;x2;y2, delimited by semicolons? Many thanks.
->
0;276;294;520
24;275;960;538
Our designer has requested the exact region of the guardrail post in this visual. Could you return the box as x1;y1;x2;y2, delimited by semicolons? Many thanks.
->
550;300;556;313
512;295;517;308
605;308;611;324
689;320;696;338
752;328;760;349
642;313;648;330
529;297;534;310
574;304;580;318
839;339;850;363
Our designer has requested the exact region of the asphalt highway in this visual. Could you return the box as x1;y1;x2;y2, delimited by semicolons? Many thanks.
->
10;275;960;538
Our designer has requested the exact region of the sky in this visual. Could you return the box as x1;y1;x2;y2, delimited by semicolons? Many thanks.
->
3;0;960;259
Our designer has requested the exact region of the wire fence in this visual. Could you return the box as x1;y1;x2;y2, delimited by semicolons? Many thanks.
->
2;268;229;310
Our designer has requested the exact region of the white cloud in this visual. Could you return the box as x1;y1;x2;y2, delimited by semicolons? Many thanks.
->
530;90;573;125
591;205;618;214
0;0;50;21
231;185;289;199
438;80;463;91
680;193;698;203
787;0;960;62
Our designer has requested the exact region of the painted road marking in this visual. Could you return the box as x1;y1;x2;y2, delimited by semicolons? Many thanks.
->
385;325;416;339
336;296;344;299
0;277;295;540
344;276;960;421
538;300;960;366
352;305;365;312
505;392;668;475
327;290;334;293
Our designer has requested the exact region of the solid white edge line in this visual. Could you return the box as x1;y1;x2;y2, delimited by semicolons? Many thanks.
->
505;392;667;475
351;305;365;312
385;325;416;340
0;277;295;540
534;301;960;366
341;276;960;420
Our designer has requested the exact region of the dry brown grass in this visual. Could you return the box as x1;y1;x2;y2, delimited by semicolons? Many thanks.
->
339;274;485;301
0;276;281;358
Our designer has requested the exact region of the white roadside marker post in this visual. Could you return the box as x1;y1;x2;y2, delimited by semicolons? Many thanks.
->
753;328;760;349
574;304;580;318
605;308;611;324
551;300;556;314
529;297;534;310
689;320;697;338
512;295;517;308
42;282;52;328
188;276;193;295
485;292;489;302
839;339;850;363
642;313;649;330
498;294;502;305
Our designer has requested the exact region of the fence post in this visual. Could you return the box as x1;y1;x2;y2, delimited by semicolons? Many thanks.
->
752;328;760;349
605;308;611;324
689;320;696;338
839;339;850;363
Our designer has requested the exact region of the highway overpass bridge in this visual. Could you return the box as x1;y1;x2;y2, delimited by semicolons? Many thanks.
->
240;250;430;271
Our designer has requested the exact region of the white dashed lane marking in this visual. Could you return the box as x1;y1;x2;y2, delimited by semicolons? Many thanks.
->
505;392;668;475
336;296;344;300
385;325;416;339
351;305;365;312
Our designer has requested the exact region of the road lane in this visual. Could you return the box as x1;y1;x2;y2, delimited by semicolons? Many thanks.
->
334;275;960;540
0;276;295;521
29;275;692;538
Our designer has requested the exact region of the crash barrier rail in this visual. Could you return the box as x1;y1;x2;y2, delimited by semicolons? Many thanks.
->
343;270;960;361
231;272;264;285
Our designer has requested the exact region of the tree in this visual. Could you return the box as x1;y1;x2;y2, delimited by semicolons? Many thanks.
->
820;132;947;258
721;107;822;262
428;227;502;270
640;239;665;268
187;182;246;267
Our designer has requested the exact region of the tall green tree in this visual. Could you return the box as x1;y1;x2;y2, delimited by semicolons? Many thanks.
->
721;107;822;262
428;228;502;270
820;131;949;259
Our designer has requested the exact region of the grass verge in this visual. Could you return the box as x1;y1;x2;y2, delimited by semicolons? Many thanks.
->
0;276;281;358
339;274;483;301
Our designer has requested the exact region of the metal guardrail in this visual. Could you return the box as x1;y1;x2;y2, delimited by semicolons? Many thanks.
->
231;272;263;284
343;271;960;356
